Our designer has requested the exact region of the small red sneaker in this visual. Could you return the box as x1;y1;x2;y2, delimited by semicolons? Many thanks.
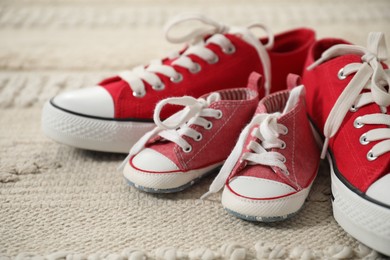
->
303;32;390;256
122;72;262;192
202;76;320;222
41;13;315;153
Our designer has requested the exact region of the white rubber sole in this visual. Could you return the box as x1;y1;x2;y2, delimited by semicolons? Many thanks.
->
328;153;390;256
221;179;315;222
41;101;155;153
123;161;222;193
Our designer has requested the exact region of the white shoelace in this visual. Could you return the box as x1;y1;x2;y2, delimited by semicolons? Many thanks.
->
118;13;274;97
308;32;390;161
201;112;288;199
118;93;223;170
200;85;303;199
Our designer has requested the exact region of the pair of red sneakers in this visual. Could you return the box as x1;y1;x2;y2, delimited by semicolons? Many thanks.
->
41;14;390;256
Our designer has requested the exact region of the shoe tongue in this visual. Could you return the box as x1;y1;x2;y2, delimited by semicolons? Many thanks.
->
282;85;304;115
227;26;273;94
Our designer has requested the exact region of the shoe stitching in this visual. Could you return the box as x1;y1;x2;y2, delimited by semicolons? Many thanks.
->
292;103;300;189
278;105;302;189
175;144;188;170
228;187;310;204
185;101;256;166
185;102;244;164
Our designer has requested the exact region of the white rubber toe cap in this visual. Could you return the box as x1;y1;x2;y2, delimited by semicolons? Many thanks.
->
52;86;114;118
366;174;390;206
228;176;296;199
132;148;179;172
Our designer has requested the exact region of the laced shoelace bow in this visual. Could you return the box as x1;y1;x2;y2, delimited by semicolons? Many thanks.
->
118;93;222;170
201;113;288;199
308;32;390;160
118;13;274;98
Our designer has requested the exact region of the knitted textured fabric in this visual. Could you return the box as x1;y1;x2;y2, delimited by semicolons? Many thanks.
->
1;0;390;258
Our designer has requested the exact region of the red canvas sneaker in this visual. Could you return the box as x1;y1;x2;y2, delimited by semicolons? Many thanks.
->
303;32;390;256
41;13;315;153
121;72;262;193
201;76;320;221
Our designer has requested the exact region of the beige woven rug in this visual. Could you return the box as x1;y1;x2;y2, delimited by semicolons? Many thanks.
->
1;0;390;259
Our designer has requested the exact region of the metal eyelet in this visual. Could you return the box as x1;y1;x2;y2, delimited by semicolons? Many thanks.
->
338;68;347;80
359;133;369;145
282;169;290;175
152;82;165;91
133;91;146;98
282;127;289;135
170;73;183;83
189;63;201;74
353;117;364;128
367;150;377;161
183;146;192;153
205;122;213;130
280;141;286;149
223;45;236;55
207;55;219;64
195;134;203;141
350;105;358;112
281;157;287;163
216;110;223;119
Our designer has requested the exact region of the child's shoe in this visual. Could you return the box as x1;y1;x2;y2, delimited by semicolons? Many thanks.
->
122;72;262;193
303;32;390;256
42;13;315;153
202;76;320;221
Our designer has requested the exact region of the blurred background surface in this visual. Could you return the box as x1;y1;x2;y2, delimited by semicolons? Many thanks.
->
0;0;389;258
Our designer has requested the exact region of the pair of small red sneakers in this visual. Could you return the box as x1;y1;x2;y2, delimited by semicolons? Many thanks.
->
42;14;390;256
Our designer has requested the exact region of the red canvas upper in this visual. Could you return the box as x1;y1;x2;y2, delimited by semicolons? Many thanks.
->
226;89;320;195
129;72;263;172
100;28;315;120
303;38;390;193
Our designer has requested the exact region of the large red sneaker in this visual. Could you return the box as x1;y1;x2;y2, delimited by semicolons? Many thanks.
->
303;32;390;256
122;72;261;193
41;13;315;153
201;75;320;221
